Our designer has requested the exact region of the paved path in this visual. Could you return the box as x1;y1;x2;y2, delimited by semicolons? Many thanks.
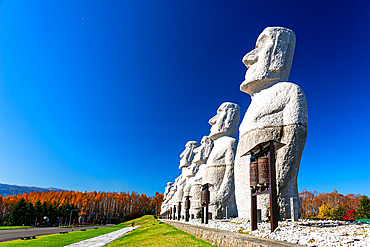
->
0;225;115;242
65;226;139;247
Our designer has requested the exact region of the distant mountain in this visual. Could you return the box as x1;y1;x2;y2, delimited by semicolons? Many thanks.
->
0;183;66;197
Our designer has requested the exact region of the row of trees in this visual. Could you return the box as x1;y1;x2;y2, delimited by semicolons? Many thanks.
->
299;189;370;220
0;191;163;226
7;199;78;226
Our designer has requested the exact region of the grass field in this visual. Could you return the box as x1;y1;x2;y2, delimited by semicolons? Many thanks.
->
0;216;150;247
0;216;214;246
108;217;214;247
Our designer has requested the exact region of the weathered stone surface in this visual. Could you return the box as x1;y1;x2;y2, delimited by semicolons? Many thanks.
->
163;220;302;247
164;181;178;214
189;136;214;217
179;141;199;169
193;136;214;165
160;182;174;214
234;27;308;220
203;102;240;218
168;141;199;218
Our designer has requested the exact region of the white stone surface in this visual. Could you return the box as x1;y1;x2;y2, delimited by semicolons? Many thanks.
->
179;141;199;169
165;180;178;215
189;136;214;217
177;141;198;202
65;226;139;247
194;136;214;165
160;182;174;214
291;197;299;221
165;141;199;218
172;218;370;247
203;102;240;218
234;27;308;220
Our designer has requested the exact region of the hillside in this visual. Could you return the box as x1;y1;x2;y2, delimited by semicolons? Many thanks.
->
0;183;65;197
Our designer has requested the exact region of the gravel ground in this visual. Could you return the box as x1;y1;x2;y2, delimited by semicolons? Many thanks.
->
173;218;370;246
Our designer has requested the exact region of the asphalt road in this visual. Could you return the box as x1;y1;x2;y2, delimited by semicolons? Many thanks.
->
0;224;115;242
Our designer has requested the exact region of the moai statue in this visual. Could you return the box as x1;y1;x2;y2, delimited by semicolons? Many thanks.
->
202;102;241;218
160;182;174;214
175;141;199;219
182;162;199;220
167;182;177;218
167;175;184;218
234;27;308;220
189;136;214;217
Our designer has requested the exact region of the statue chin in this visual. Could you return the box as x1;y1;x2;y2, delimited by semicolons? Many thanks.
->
208;130;226;140
240;77;280;96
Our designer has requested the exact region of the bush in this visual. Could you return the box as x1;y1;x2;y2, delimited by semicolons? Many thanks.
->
343;209;356;221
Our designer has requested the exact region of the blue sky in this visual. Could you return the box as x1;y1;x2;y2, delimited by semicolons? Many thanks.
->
0;0;369;197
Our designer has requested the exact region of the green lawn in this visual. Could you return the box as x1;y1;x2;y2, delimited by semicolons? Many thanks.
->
0;216;150;247
0;216;213;247
108;218;214;247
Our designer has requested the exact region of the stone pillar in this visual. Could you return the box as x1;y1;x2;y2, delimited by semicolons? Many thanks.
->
290;197;299;221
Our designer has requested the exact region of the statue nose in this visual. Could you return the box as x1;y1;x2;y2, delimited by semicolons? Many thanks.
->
243;50;258;68
209;115;217;125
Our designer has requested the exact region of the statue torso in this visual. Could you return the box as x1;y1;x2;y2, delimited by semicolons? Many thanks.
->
239;82;308;138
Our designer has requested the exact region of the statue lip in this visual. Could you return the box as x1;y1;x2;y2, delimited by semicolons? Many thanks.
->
240;78;281;95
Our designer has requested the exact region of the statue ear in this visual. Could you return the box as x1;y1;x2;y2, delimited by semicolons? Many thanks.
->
224;109;236;129
269;30;290;73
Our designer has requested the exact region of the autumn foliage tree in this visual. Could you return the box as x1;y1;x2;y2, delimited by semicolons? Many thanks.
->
0;190;163;226
317;203;333;220
299;189;363;220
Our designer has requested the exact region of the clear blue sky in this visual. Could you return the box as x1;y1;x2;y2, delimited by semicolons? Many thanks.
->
0;0;369;197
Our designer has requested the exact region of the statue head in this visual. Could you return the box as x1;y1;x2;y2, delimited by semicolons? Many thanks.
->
208;102;241;140
179;141;199;169
240;27;296;96
193;136;214;165
165;182;174;194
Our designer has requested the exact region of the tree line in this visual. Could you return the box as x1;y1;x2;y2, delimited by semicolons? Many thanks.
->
0;190;163;226
299;189;370;220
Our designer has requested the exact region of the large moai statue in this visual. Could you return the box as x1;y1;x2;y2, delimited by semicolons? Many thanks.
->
167;180;178;218
202;102;241;218
160;182;174;214
188;136;214;218
174;141;199;219
234;27;308;220
182;158;201;219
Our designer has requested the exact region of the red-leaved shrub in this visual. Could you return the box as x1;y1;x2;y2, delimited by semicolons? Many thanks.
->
343;209;356;221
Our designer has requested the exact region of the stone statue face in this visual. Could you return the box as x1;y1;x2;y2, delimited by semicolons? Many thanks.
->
208;102;241;140
193;136;214;165
179;141;199;169
240;27;296;96
165;182;173;194
186;163;199;177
